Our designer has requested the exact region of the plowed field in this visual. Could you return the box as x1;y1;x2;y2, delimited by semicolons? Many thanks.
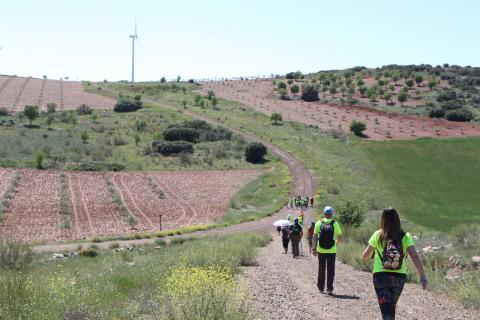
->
0;75;115;112
201;80;480;140
0;169;263;242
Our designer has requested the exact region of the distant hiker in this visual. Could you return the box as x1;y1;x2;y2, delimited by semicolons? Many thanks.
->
299;210;305;222
281;225;290;253
310;197;314;207
307;221;315;251
286;213;293;223
361;208;428;320
312;206;343;295
276;225;282;235
289;217;303;258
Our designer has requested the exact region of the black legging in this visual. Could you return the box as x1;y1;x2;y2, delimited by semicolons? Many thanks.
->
282;238;290;250
373;272;406;320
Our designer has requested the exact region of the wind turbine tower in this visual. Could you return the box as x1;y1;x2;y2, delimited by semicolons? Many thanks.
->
129;21;140;83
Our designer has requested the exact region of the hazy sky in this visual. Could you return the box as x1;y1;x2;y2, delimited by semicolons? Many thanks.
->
0;0;479;81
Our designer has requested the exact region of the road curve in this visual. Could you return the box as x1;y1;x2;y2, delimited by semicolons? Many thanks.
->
34;95;317;253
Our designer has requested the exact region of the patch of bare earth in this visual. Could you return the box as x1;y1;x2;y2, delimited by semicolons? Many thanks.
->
202;80;480;141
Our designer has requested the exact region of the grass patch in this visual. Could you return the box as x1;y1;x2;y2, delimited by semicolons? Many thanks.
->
362;137;480;230
0;233;271;319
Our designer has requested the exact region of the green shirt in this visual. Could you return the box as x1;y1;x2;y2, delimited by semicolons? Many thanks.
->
314;218;342;254
368;230;415;274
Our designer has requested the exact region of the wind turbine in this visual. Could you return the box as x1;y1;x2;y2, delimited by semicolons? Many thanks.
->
129;20;141;83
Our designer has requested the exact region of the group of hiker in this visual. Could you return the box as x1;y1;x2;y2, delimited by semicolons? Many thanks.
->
277;205;428;320
287;195;313;209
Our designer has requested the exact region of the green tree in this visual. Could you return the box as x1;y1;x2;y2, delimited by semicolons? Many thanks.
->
359;86;368;98
357;78;365;87
405;79;414;89
245;142;267;163
81;131;89;144
290;84;300;96
270;112;283;125
45;113;54;130
207;90;215;100
415;75;424;87
350;120;367;136
287;79;294;85
278;88;288;100
211;96;218;109
329;85;337;96
91;113;98;124
277;81;287;90
46;102;57;114
134;134;141;146
392;71;400;85
428;80;437;91
398;91;408;106
340;85;347;97
383;91;392;104
337;200;364;227
160;76;166;83
367;88;378;102
23;105;39;126
36;153;44;169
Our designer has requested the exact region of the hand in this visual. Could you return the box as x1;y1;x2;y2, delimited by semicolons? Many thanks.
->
420;277;428;290
312;250;317;256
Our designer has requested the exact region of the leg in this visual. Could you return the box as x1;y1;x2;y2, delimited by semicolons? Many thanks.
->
390;275;406;316
326;253;336;292
373;273;403;320
317;253;327;291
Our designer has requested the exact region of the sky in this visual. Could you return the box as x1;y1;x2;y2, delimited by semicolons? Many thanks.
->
0;0;479;82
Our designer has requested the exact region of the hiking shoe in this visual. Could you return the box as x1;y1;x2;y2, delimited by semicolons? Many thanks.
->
326;290;334;296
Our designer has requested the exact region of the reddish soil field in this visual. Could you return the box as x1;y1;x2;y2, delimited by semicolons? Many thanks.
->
0;169;263;242
0;75;115;112
201;80;480;140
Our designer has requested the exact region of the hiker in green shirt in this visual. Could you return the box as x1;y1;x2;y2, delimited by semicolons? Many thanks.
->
312;206;343;295
361;208;427;320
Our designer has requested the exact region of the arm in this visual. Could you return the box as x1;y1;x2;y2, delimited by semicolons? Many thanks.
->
361;245;375;261
407;246;428;289
336;234;344;244
312;234;318;256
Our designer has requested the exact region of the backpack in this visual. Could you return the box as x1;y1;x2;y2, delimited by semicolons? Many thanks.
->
281;226;289;239
318;220;335;249
290;223;302;237
377;231;406;270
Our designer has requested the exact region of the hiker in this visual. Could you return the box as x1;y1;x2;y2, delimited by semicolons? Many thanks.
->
299;210;305;222
361;208;428;320
286;213;293;223
289;217;303;258
276;225;282;235
307;221;315;251
281;225;290;253
310;197;314;207
312;206;343;295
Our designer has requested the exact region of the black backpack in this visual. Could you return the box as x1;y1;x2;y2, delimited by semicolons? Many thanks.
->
281;226;289;239
318;220;335;249
377;231;406;270
290;223;302;237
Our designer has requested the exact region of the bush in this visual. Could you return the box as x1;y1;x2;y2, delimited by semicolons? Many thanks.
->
153;141;194;156
66;162;126;171
446;109;474;122
337;200;364;228
440;99;464;111
114;95;143;112
0;107;9;116
79;248;98;257
0;242;33;269
245;142;267;163
429;108;446;118
437;89;457;102
350;120;367;136
300;85;319;102
163;127;200;143
270;112;283;125
76;104;92;115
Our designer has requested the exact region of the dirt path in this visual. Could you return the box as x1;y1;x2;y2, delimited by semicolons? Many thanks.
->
244;231;480;320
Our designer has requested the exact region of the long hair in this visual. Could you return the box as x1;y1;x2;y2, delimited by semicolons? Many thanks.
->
380;208;403;241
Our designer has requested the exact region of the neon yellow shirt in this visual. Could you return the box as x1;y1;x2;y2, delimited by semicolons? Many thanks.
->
314;218;342;254
368;230;414;274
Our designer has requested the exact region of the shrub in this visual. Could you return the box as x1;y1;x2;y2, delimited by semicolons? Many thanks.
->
337;200;364;228
437;89;457;102
278;88;289;100
446;109;474;122
163;127;200;143
245;142;267;163
0;107;9;116
350;120;366;136
440;99;464;111
114;95;143;112
290;84;300;95
153;141;194;156
76;104;92;115
0;242;33;269
67;162;126;171
79;248;98;257
300;85;319;102
398;92;408;106
23;105;39;125
270;112;283;125
429;108;446;118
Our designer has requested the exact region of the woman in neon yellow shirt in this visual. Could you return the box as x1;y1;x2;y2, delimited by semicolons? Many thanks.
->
361;208;428;320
